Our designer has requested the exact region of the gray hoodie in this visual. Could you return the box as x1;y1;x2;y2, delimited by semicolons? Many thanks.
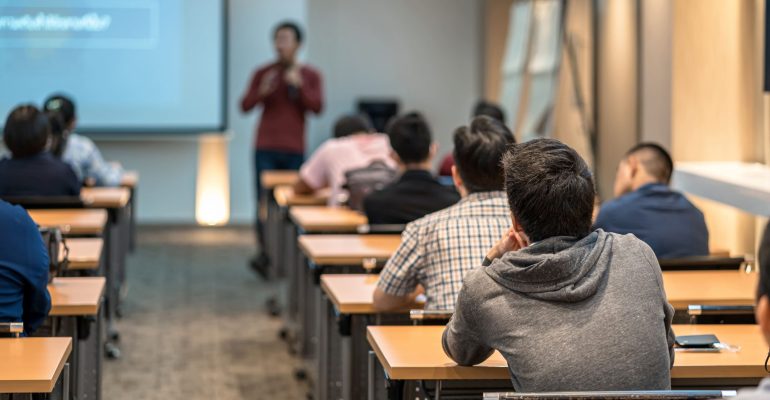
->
442;229;675;392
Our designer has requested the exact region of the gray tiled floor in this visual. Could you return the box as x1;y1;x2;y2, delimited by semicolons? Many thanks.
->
103;226;308;399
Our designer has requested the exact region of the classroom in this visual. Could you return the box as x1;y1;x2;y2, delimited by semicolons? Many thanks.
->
1;1;769;399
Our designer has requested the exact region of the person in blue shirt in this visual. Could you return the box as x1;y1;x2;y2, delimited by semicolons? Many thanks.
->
0;199;51;335
0;104;81;197
594;143;709;259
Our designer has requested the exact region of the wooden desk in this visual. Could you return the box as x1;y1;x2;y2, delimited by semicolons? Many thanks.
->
48;277;106;316
120;171;139;188
64;238;103;270
367;324;767;382
299;235;401;265
0;337;72;393
290;206;367;233
81;187;131;209
261;170;299;189
321;274;421;314
663;270;758;309
274;185;329;207
28;209;108;236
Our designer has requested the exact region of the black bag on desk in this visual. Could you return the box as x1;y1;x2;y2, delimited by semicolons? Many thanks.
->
39;227;68;282
343;160;397;211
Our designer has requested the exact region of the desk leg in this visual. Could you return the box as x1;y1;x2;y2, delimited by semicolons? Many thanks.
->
78;312;103;400
434;381;442;400
103;215;122;358
367;351;376;400
128;187;137;253
62;364;70;400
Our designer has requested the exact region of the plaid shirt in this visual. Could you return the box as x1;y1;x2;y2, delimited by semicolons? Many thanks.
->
378;191;510;310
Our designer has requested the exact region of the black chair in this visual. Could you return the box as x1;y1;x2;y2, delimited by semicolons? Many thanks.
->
0;195;86;209
658;256;746;271
0;322;23;338
687;304;756;324
483;390;734;399
410;309;454;326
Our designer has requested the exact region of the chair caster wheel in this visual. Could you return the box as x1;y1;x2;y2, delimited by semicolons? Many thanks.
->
105;343;122;359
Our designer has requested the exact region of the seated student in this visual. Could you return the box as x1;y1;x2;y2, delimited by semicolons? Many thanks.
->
594;143;708;259
43;94;125;187
294;114;395;206
443;138;674;392
438;100;506;177
0;199;51;336
373;116;514;311
363;112;459;225
0;105;81;196
732;222;770;399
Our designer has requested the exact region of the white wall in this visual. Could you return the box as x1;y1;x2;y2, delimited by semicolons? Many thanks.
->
97;0;482;224
306;0;483;162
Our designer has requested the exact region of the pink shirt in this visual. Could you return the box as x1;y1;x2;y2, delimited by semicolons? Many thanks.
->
300;133;395;206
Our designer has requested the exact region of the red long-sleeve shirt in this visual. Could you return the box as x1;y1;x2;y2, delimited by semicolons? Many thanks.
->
241;62;324;154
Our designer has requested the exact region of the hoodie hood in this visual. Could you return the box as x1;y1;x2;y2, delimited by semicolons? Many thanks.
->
485;229;612;302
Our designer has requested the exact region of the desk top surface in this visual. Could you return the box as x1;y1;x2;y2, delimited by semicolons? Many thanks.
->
299;234;401;265
321;274;421;314
367;324;767;381
662;270;758;309
274;185;328;207
48;277;105;316
28;209;107;236
289;206;367;232
0;337;72;393
81;186;131;208
121;171;139;188
63;238;103;270
261;170;299;189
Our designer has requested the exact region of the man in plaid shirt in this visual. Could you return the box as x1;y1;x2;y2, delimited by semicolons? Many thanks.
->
373;116;515;311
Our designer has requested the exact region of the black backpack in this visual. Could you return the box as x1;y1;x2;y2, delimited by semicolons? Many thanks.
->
39;227;68;282
343;160;397;212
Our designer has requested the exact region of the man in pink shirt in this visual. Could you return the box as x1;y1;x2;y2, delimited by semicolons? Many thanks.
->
294;114;395;206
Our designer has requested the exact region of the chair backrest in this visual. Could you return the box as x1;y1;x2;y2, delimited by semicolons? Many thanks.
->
410;309;454;325
0;322;23;338
1;195;86;209
356;224;406;235
688;305;756;324
658;256;745;271
484;390;734;400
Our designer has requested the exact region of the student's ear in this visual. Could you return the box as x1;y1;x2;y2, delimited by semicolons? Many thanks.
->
511;214;531;247
428;142;438;160
756;295;770;345
389;149;402;165
451;165;467;197
69;118;77;131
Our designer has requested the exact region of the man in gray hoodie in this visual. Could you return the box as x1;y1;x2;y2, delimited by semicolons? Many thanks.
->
442;138;675;392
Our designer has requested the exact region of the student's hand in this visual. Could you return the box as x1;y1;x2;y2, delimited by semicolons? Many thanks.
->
486;228;527;261
285;65;303;87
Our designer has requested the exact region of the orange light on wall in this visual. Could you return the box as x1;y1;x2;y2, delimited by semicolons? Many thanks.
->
195;134;230;226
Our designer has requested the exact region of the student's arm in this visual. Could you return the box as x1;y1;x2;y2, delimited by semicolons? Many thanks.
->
298;69;323;114
294;142;331;194
21;216;52;335
442;275;494;366
79;138;123;187
373;225;424;312
240;67;276;113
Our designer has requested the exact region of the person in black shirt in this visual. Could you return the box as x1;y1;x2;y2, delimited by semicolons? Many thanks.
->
0;105;81;196
364;112;459;225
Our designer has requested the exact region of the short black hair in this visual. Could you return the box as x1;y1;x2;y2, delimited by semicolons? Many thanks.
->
502;138;595;242
626;142;674;184
43;94;76;126
473;100;506;124
386;112;432;164
759;222;770;299
333;114;372;138
3;104;50;158
274;21;303;44
453;115;515;193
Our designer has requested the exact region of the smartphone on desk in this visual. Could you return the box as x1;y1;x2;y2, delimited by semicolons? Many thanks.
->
675;334;721;352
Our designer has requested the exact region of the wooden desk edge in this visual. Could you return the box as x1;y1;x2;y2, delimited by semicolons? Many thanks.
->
0;338;72;393
48;277;106;317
